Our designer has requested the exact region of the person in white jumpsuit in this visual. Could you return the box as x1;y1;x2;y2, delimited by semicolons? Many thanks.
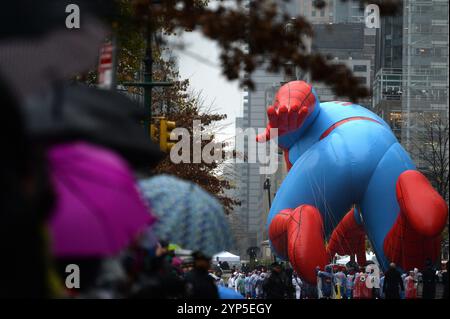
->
292;272;303;299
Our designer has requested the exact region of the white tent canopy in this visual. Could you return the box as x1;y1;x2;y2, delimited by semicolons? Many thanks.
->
335;252;376;265
213;251;241;263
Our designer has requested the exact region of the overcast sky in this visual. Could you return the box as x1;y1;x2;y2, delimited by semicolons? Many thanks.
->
169;30;243;143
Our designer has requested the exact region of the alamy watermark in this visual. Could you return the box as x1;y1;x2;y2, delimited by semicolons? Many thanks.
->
65;264;80;289
365;4;380;29
65;4;80;29
65;3;380;30
365;263;381;289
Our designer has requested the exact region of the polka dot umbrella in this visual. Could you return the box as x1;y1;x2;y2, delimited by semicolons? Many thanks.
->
138;175;233;257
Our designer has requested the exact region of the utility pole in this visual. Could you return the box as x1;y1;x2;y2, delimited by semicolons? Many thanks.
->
143;22;154;135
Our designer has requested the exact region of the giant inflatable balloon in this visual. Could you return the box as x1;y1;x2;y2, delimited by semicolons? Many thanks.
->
257;81;448;284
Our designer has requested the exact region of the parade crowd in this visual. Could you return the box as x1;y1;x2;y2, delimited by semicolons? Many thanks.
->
52;232;447;300
219;260;449;300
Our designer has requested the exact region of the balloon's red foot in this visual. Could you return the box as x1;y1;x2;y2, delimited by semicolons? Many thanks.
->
384;170;448;270
268;209;291;260
269;205;328;284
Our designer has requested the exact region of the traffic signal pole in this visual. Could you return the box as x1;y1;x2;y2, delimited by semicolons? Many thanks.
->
144;22;153;137
121;21;173;139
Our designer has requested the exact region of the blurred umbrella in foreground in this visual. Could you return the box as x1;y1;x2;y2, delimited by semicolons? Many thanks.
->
1;78;54;297
138;175;233;257
0;18;107;100
0;0;114;99
22;84;163;169
48;142;156;257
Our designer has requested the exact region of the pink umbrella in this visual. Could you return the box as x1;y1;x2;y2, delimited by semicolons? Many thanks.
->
47;141;155;257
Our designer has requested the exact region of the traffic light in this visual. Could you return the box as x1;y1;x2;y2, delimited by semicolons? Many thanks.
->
150;124;158;143
159;119;176;152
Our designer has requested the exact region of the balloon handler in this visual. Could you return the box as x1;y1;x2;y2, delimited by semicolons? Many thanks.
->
257;80;448;285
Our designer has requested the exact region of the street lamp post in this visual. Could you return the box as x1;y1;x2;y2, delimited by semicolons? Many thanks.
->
263;177;271;208
263;177;278;263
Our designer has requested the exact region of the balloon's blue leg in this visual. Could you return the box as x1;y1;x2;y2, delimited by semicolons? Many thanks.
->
359;142;415;271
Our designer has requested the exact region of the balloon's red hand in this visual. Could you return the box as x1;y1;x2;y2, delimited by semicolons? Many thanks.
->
256;81;316;143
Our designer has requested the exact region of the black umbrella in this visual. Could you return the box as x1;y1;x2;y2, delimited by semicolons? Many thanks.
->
21;84;163;169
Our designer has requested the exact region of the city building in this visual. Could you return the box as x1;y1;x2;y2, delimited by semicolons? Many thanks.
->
401;0;449;169
298;0;364;25
297;1;375;106
373;14;403;139
231;67;286;260
332;0;364;24
298;0;333;24
310;23;376;107
374;0;449;167
372;67;403;139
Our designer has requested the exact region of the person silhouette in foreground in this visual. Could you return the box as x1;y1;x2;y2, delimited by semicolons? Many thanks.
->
184;251;219;299
263;262;290;299
383;262;404;299
422;258;437;299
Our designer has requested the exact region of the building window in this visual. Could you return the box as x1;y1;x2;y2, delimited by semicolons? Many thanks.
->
353;65;367;72
432;25;447;33
311;10;316;17
320;9;325;17
412;4;431;15
414;48;431;56
355;76;367;84
413;23;431;33
389;112;403;129
434;47;448;57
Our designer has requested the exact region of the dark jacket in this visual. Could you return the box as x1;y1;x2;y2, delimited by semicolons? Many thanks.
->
130;272;186;299
284;268;296;298
263;271;290;299
302;281;318;299
422;266;437;299
185;269;219;299
383;267;404;299
442;270;448;299
129;254;186;299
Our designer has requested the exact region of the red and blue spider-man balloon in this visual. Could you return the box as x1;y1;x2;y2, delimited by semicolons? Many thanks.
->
257;81;448;284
